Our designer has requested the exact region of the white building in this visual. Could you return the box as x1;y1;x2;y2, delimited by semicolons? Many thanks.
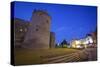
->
70;35;93;48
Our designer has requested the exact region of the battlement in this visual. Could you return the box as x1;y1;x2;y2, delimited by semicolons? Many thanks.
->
32;9;51;19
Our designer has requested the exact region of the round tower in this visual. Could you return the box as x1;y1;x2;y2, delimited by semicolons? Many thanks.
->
23;10;51;49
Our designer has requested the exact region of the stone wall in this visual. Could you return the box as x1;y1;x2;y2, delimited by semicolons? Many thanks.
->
49;32;55;48
14;18;29;48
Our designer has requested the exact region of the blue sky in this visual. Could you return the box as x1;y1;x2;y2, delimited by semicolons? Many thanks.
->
13;1;97;43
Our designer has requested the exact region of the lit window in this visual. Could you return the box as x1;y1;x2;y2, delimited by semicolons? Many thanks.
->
19;29;23;32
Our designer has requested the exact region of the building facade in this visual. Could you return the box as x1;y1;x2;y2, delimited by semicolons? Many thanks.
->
70;34;95;48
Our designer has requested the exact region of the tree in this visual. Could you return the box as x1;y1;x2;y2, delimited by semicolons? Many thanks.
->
60;39;69;48
55;43;58;48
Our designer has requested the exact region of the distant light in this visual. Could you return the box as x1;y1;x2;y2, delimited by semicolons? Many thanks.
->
75;40;80;44
76;45;81;48
83;40;88;44
89;38;93;43
86;36;93;44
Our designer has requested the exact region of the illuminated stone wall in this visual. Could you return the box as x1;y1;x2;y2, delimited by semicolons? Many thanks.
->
14;18;29;48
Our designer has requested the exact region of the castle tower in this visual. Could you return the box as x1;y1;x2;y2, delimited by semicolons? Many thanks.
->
50;32;55;48
23;10;51;49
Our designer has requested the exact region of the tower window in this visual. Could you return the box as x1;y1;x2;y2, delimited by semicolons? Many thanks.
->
46;20;49;24
35;25;39;31
36;28;39;31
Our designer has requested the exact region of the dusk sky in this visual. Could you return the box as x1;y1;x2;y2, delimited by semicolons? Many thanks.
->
13;1;97;43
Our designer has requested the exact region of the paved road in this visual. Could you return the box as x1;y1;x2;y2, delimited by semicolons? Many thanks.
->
42;48;97;63
82;48;97;61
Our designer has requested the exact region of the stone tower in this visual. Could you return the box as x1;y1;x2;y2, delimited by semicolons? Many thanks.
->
50;32;55;48
23;10;51;49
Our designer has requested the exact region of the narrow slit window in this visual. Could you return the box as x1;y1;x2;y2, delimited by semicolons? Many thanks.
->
46;20;49;24
36;28;39;31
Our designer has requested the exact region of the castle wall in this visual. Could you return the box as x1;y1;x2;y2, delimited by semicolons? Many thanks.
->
14;18;29;48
